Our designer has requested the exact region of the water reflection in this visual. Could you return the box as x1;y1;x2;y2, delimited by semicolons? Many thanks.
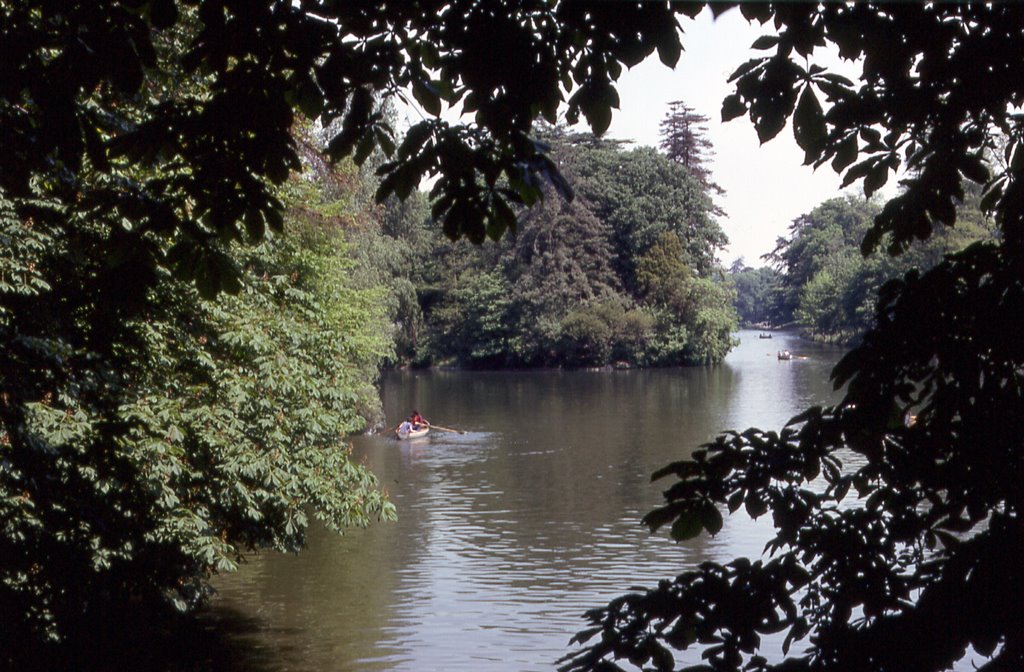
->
208;330;846;671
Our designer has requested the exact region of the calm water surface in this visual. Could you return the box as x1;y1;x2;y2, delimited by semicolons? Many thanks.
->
208;330;845;670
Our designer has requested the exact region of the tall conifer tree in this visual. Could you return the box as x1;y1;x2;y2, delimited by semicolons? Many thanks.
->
658;100;725;205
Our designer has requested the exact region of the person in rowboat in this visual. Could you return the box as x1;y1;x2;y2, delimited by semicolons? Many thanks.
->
410;410;428;430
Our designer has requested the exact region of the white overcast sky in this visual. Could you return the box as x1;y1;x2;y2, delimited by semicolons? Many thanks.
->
397;7;876;268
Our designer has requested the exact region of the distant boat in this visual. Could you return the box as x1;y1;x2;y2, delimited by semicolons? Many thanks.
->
759;333;772;339
777;350;792;360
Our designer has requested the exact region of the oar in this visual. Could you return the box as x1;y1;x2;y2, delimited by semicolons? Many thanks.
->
428;424;466;435
376;422;402;435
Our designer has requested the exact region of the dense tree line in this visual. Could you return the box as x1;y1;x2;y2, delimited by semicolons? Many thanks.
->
372;130;737;369
744;190;994;343
727;262;788;328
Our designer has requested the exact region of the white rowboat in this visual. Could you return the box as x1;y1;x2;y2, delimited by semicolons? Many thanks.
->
397;425;430;440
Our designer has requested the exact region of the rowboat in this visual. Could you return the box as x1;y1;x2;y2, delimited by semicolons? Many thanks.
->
777;350;792;360
397;425;430;440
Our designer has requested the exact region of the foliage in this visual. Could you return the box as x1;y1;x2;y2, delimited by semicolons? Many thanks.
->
0;172;395;660
729;263;787;327
559;299;655;368
1;0;694;300
426;268;516;367
562;4;1024;672
637;232;737;365
401;132;735;369
9;0;708;653
771;193;994;343
567;139;727;285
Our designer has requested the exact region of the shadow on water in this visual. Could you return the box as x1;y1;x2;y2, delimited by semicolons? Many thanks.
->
16;603;296;672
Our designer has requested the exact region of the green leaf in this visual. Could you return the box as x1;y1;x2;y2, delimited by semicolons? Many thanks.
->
243;208;265;241
398;122;433;160
831;134;858;172
751;35;780;50
959;154;989;184
221;266;243;295
412;80;442;117
792;86;826;159
642;505;679;533
373;126;395;157
863;163;889;197
979;179;1004;213
700;503;724;535
745;495;768;519
294;78;324;119
740;4;772;22
353;132;375;165
264;204;284;233
721;94;746;122
670;509;704;541
657;34;682;68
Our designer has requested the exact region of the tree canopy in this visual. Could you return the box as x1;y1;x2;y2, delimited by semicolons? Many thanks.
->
562;4;1024;672
0;0;690;296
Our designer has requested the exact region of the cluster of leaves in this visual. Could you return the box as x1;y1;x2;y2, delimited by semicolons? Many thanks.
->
563;4;1024;672
374;130;736;369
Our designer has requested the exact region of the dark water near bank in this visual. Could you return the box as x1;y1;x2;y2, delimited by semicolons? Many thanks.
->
206;330;846;670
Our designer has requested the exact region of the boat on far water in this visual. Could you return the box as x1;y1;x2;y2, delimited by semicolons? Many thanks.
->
397;425;430;440
777;350;792;360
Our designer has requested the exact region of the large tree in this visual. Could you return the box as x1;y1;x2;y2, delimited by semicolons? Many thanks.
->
563;4;1024;672
412;130;734;369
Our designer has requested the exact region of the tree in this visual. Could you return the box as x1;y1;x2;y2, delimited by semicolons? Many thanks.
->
0;175;397;663
563;4;1024;672
659;100;726;207
568;141;727;285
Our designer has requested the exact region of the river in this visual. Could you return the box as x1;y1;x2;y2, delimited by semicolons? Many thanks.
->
206;330;845;670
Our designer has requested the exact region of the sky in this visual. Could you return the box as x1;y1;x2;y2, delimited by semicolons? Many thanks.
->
605;8;859;267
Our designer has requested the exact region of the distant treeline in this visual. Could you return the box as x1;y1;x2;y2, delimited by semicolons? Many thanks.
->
730;187;995;342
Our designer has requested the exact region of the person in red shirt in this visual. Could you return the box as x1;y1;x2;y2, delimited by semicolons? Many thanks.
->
410;410;428;430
